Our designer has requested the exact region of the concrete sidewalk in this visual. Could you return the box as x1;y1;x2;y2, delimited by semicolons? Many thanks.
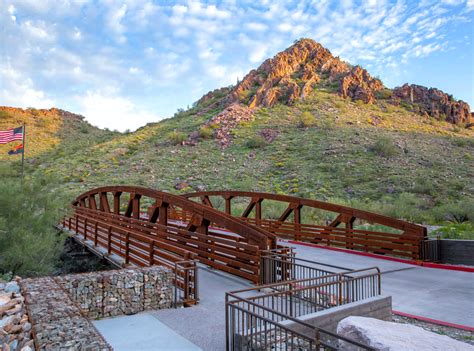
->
150;266;252;351
93;313;202;350
289;241;474;327
94;242;473;351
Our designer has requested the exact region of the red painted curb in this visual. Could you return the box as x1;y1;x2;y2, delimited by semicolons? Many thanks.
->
392;310;474;332
285;240;474;273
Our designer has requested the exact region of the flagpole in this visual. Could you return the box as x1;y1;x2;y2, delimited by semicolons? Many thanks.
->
21;123;25;179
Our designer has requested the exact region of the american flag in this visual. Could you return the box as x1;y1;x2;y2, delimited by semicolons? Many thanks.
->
0;126;23;144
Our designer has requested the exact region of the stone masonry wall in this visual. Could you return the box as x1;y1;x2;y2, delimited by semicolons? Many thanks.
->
56;266;174;319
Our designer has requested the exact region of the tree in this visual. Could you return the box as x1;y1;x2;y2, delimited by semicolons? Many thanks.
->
0;176;66;277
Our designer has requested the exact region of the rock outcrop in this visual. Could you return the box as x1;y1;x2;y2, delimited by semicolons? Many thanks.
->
339;66;384;104
393;84;472;124
205;103;254;148
226;39;382;109
337;316;473;351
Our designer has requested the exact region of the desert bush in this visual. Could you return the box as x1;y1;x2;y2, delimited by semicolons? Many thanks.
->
375;89;392;100
433;200;474;224
199;126;214;139
371;135;398;158
246;135;267;149
79;124;89;134
432;223;474;240
451;137;467;148
0;176;66;277
167;131;187;145
297;111;317;128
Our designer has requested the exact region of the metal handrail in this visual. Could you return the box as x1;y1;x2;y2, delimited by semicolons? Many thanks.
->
226;287;377;350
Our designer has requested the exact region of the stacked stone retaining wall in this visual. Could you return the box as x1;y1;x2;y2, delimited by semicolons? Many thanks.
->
19;266;174;350
20;277;111;350
56;266;173;318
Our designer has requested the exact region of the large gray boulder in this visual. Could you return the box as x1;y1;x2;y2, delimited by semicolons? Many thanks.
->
337;316;473;351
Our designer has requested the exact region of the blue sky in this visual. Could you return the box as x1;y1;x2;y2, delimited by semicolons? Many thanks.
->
1;0;473;131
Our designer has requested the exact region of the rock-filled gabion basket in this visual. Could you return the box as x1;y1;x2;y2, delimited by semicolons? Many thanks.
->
0;279;34;351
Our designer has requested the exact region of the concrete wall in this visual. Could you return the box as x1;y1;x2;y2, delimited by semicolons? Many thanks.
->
440;240;474;266
283;295;392;334
56;266;174;318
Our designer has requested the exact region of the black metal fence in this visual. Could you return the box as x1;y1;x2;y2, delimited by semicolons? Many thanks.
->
259;249;351;286
226;268;381;350
420;237;441;262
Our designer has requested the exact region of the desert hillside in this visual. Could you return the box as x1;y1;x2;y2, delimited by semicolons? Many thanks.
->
1;39;472;228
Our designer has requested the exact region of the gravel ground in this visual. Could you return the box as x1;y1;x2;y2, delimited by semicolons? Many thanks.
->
392;313;474;346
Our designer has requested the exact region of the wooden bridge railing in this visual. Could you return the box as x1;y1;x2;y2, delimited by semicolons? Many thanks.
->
182;191;430;261
61;208;199;305
65;186;278;285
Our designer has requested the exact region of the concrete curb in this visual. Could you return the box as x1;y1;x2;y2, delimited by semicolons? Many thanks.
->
392;310;474;332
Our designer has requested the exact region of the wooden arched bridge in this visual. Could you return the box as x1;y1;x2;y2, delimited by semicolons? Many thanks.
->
60;186;435;306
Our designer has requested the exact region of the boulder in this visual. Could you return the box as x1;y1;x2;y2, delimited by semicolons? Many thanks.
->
337;316;473;351
4;282;19;294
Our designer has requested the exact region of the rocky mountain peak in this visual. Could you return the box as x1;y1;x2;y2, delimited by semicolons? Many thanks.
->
227;38;382;108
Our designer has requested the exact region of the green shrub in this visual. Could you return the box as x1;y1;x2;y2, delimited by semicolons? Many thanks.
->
167;131;187;145
246;135;267;149
0;177;66;277
199;126;214;139
375;89;392;100
371;136;398;158
433;200;474;224
432;223;474;240
451;137;467;147
297;111;317;128
79;124;89;134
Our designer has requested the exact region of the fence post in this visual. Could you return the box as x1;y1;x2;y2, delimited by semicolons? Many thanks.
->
107;226;112;254
94;222;98;246
125;232;130;264
338;274;343;306
84;218;88;240
149;241;154;266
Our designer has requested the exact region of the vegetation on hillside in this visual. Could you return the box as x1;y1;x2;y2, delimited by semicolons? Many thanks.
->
1;89;472;232
0;174;67;278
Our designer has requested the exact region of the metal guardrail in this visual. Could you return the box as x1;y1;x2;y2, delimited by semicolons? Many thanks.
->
226;250;381;350
226;273;380;350
259;248;352;285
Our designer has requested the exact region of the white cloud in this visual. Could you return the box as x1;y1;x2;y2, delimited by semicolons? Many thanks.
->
245;22;267;31
277;22;293;32
106;3;128;43
466;0;474;11
77;92;160;132
0;64;55;108
249;46;268;63
7;4;16;21
21;20;55;41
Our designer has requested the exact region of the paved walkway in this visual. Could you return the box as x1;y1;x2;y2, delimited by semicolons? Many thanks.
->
288;241;474;327
94;242;473;350
93;313;202;350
